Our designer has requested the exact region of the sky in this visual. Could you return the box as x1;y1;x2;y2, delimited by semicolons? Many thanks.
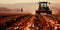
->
0;0;60;4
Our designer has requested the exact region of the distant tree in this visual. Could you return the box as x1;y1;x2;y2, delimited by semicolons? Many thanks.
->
21;8;23;12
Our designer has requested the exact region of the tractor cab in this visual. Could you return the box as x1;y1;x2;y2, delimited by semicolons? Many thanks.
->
36;2;52;15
